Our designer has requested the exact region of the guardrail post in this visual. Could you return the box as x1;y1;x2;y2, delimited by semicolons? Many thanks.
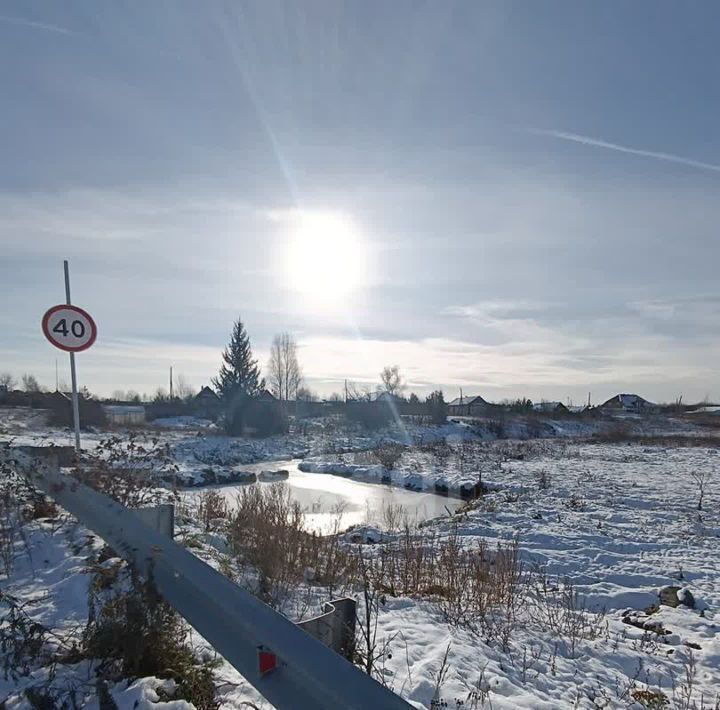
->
297;598;356;660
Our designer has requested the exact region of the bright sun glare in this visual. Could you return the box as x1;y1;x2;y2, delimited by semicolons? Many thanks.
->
286;212;366;302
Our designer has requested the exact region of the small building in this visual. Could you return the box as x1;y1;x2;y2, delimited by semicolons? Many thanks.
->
256;389;278;402
533;401;570;414
193;385;222;419
447;395;490;417
48;391;107;428
102;404;146;426
600;394;657;414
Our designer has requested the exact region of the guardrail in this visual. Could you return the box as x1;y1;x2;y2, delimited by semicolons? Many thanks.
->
13;452;411;710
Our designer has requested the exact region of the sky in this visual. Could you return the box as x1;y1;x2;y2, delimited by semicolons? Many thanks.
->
2;1;720;404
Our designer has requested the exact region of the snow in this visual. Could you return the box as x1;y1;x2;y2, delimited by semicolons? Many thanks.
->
2;406;719;708
151;416;216;430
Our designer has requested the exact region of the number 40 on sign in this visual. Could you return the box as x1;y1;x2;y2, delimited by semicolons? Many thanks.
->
42;305;97;353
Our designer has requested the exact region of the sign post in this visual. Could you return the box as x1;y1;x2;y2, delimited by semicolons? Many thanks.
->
64;261;81;452
41;261;97;453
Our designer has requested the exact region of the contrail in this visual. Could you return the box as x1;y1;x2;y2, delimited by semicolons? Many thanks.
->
0;14;73;35
530;128;720;174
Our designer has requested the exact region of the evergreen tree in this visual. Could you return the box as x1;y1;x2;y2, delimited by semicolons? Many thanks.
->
426;390;448;425
212;318;264;400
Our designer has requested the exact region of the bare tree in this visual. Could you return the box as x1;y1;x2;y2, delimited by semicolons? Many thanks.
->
21;374;41;392
154;387;169;402
174;373;195;400
267;333;303;403
380;365;404;397
296;386;318;402
346;382;371;402
0;373;15;390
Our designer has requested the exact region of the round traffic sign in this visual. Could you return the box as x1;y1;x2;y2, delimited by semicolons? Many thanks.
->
42;304;97;353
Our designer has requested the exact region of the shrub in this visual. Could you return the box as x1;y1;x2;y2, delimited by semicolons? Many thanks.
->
345;401;393;430
536;469;551;490
196;490;228;532
224;396;288;437
372;442;404;470
83;568;218;710
486;419;507;439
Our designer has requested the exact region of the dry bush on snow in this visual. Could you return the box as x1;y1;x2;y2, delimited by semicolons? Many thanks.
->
0;461;57;577
353;525;522;638
83;567;218;710
526;573;608;658
196;490;229;532
72;433;178;508
226;485;355;607
536;469;552;490
372;442;405;470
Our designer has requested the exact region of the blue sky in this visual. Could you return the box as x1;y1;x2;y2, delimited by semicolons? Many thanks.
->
2;1;720;403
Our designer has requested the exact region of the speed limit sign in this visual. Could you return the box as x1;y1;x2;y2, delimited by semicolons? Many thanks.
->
42;304;97;353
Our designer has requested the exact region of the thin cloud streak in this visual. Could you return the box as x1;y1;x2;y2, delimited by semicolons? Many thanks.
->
530;128;720;174
0;14;73;35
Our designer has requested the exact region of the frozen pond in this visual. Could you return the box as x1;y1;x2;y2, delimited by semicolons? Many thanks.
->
183;459;463;534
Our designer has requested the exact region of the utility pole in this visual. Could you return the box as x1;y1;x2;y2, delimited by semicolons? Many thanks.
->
170;366;173;399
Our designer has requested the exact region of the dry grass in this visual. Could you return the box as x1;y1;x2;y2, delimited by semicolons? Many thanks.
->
196;490;229;532
590;431;720;448
226;485;354;607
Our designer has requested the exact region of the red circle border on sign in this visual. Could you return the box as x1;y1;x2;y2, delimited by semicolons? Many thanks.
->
41;304;98;353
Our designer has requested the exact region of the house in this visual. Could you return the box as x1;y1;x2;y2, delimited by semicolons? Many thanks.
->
600;394;657;414
192;385;222;419
47;391;107;428
533;401;570;414
195;385;220;404
447;395;490;417
256;389;278;402
102;404;146;426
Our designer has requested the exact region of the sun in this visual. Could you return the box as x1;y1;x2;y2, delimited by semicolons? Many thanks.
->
285;212;366;302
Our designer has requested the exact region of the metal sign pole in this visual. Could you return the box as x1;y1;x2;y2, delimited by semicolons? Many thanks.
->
63;260;82;453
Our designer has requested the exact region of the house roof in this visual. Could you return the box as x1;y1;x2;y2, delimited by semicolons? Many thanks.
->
195;386;219;400
256;389;277;401
601;394;654;409
533;401;568;412
448;395;487;407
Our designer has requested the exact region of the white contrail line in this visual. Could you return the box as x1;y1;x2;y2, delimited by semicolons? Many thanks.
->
530;128;720;174
0;14;73;35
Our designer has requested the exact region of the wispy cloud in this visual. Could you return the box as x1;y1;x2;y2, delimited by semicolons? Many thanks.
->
0;14;73;35
530;128;720;174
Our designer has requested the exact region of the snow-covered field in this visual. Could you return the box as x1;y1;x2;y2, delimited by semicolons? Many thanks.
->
367;441;720;708
1;407;719;708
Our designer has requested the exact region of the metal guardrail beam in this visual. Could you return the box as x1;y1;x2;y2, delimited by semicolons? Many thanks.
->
17;454;411;710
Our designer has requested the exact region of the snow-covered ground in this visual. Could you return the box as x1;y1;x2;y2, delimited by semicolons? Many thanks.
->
1;407;719;708
367;441;720;708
